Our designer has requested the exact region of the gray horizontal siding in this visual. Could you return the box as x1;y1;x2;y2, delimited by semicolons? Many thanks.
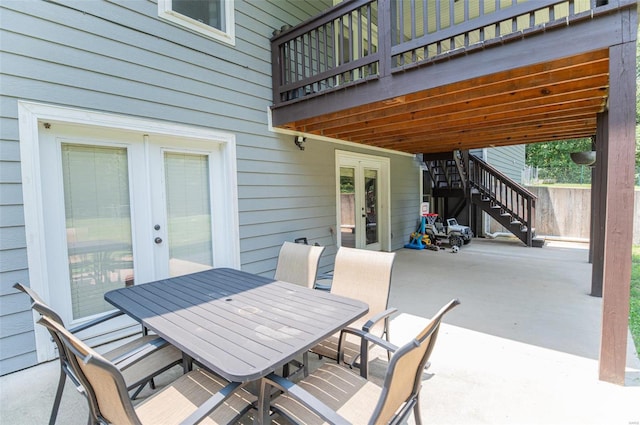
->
0;0;421;375
485;145;526;182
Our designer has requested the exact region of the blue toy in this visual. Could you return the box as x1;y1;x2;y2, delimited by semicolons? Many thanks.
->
404;216;428;250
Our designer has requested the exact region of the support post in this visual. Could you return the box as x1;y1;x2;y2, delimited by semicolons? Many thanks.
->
591;115;607;297
598;39;636;385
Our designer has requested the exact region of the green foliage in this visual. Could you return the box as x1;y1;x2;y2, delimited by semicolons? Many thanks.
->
525;138;593;168
631;246;640;356
340;176;354;193
525;138;594;183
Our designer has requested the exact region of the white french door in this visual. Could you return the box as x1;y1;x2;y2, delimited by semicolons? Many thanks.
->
336;151;390;251
24;110;239;361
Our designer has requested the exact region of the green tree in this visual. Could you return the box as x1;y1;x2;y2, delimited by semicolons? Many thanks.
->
525;138;593;184
525;138;592;168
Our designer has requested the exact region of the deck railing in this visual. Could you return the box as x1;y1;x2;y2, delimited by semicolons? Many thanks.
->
271;0;609;107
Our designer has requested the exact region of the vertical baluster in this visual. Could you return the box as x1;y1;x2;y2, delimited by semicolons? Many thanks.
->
328;21;335;87
569;0;575;16
463;0;469;48
410;0;416;40
549;3;555;21
348;10;354;79
314;28;320;81
357;6;363;62
367;3;373;74
280;42;288;100
339;14;344;69
410;0;417;62
348;10;353;63
529;11;534;29
301;33;307;82
294;36;300;91
448;0;455;50
449;0;454;27
324;22;330;72
422;0;428;35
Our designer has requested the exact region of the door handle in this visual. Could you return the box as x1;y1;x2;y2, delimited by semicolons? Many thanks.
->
154;237;163;244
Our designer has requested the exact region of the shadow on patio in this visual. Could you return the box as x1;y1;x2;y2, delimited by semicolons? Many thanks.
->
1;238;638;424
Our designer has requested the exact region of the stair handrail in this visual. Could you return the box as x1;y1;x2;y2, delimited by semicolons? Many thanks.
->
469;155;536;242
470;155;536;198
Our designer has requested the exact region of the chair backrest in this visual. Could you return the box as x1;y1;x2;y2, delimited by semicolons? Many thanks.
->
329;247;396;332
370;299;460;425
13;282;65;325
274;241;325;288
37;314;142;425
13;283;82;392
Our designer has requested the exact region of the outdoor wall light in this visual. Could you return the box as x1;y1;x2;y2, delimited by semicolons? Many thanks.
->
294;136;306;150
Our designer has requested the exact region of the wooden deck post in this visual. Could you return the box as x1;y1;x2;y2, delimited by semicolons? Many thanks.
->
591;114;607;297
598;38;636;385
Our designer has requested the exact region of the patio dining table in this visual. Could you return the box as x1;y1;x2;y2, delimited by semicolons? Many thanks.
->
104;267;369;424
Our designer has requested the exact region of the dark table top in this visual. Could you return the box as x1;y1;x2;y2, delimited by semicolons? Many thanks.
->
105;267;368;382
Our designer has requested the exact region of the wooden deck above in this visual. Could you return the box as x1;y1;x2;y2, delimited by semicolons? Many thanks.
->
270;0;636;154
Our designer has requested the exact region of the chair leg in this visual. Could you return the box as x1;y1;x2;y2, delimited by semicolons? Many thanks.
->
413;403;422;425
49;368;67;425
302;351;309;377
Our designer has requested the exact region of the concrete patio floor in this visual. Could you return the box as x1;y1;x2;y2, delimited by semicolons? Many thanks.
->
1;237;639;424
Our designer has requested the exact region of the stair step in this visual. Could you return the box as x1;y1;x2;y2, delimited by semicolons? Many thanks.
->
532;237;545;248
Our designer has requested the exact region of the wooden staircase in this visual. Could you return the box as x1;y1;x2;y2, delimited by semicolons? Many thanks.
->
423;151;544;247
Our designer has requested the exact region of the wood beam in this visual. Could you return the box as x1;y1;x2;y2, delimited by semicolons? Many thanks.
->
599;39;636;385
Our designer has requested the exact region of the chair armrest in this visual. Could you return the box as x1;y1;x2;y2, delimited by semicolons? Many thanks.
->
339;327;399;354
362;307;398;333
179;381;245;425
264;373;351;425
338;326;399;378
111;337;169;370
68;310;125;333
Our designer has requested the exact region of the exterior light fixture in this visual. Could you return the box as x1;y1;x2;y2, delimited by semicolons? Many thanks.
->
294;136;306;150
570;136;596;167
570;151;596;167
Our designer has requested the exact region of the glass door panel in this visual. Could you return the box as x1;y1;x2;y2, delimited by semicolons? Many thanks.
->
364;168;379;246
339;167;356;248
61;144;134;320
164;152;214;277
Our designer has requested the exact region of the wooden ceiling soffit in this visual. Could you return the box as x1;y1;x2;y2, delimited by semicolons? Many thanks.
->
279;49;609;154
326;86;606;140
298;54;609;134
334;99;604;142
372;120;598;154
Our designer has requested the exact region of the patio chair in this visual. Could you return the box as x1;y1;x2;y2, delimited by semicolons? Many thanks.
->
275;241;325;377
36;314;254;425
264;299;460;425
308;247;397;378
13;283;183;425
274;241;325;289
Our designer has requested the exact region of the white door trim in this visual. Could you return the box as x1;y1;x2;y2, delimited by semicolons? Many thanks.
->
18;101;241;362
335;150;391;251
